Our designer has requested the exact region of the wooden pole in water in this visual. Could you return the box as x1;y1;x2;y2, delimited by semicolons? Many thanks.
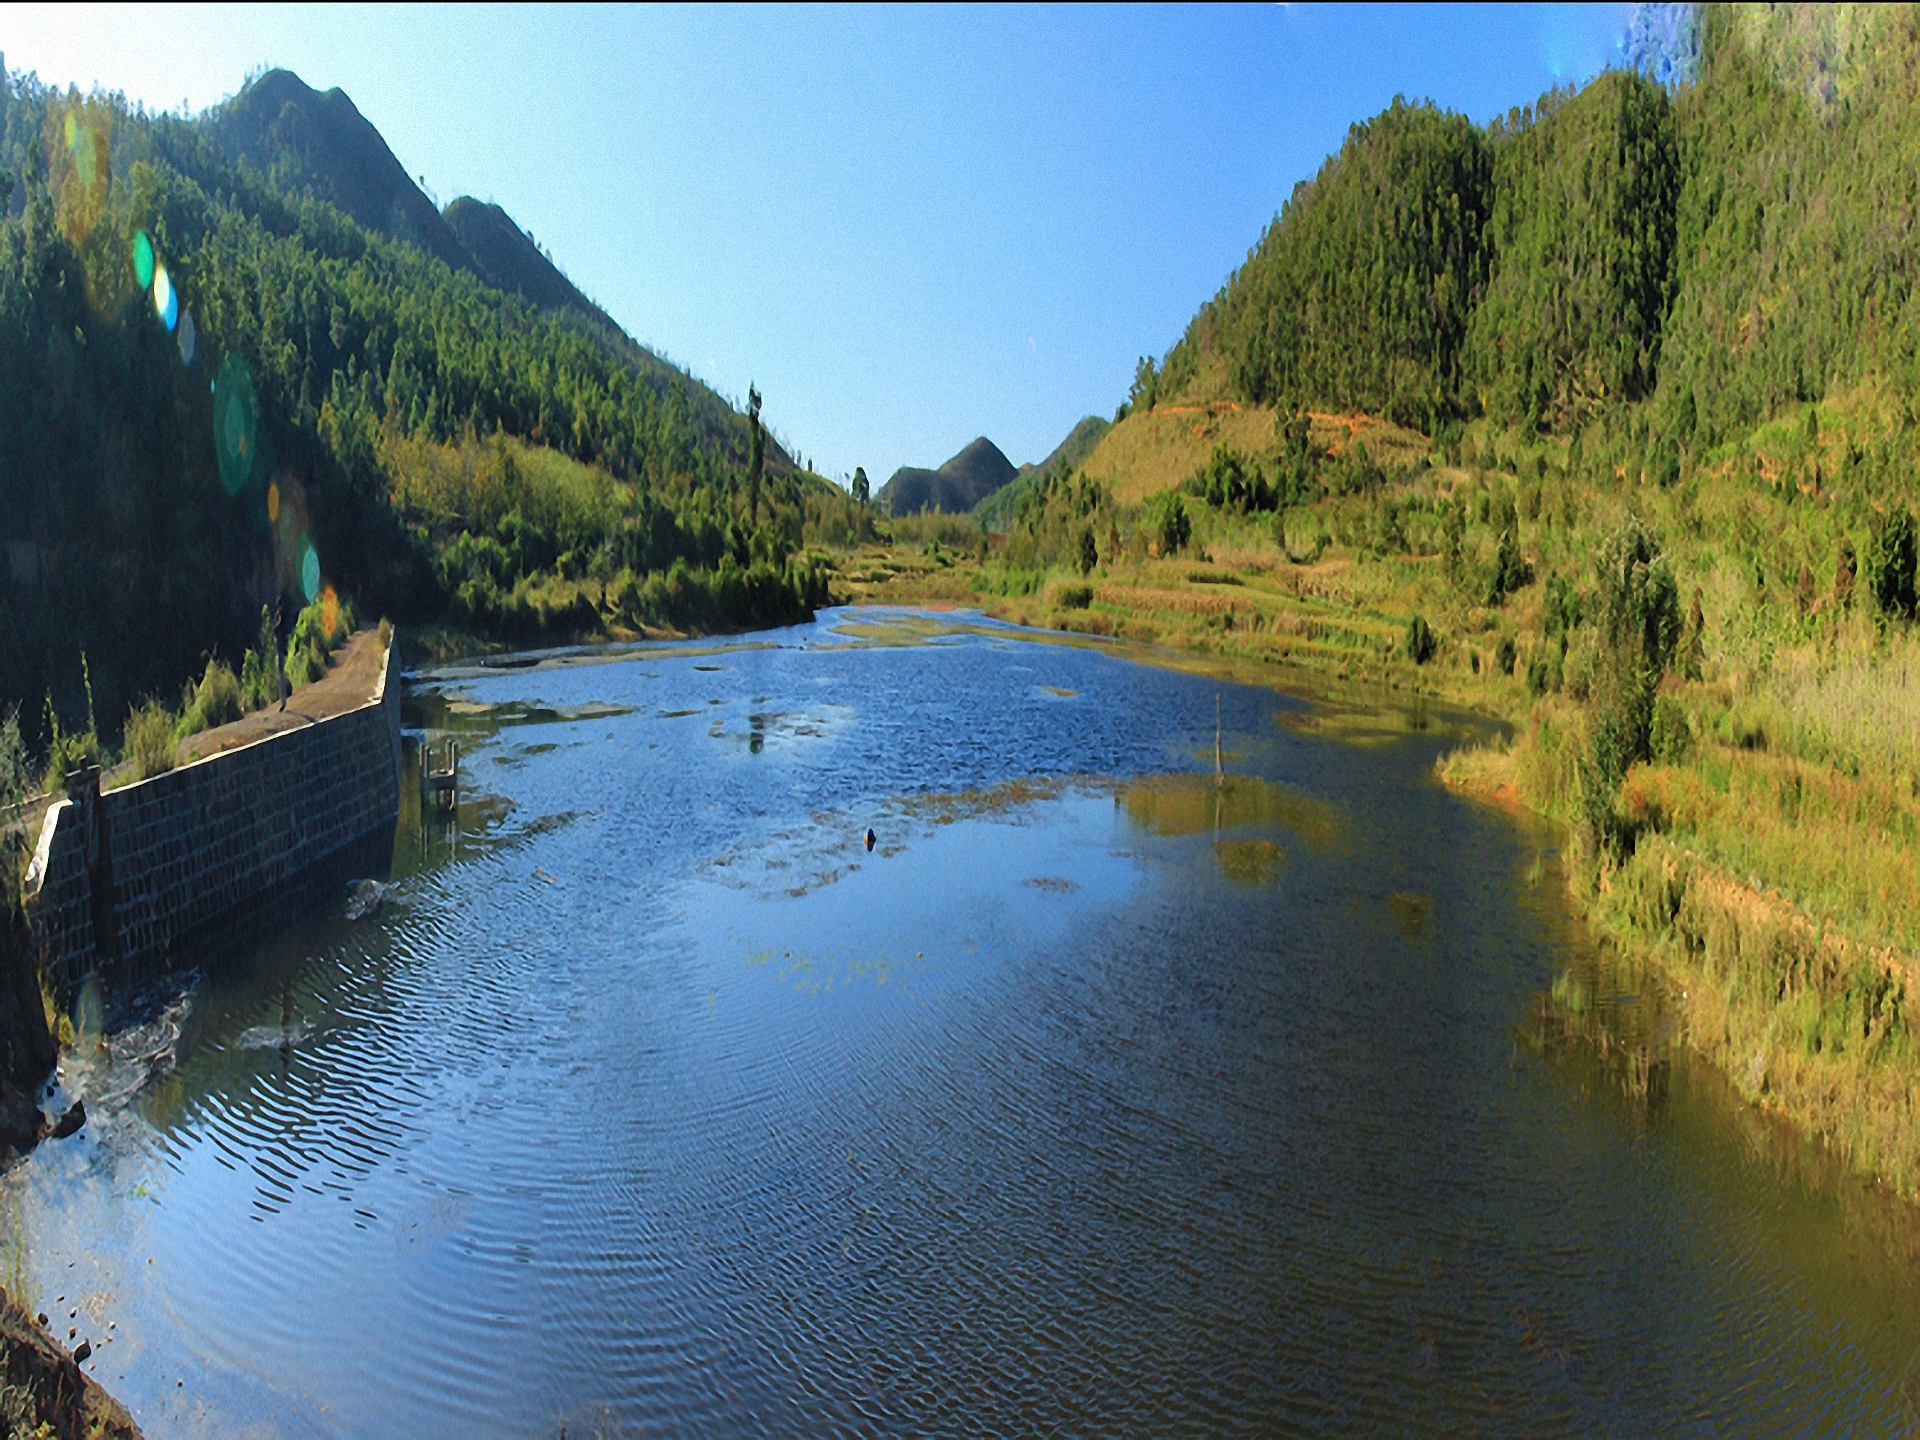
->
1215;695;1223;782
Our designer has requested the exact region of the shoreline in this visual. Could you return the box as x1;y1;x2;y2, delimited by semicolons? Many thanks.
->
834;575;1920;1205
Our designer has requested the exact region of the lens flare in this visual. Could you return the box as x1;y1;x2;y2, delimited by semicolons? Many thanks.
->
50;100;111;245
301;543;321;604
320;585;339;639
153;265;178;333
212;354;258;496
267;482;280;523
132;231;154;290
177;308;196;366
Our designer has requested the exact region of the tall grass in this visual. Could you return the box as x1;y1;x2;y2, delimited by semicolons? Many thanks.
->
121;700;177;782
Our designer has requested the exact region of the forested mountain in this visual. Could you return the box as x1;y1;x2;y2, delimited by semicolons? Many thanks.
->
212;67;475;276
443;195;606;326
0;64;824;746
1133;3;1920;465
878;437;1017;515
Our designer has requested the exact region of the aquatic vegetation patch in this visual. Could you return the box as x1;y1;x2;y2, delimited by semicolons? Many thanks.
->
1279;695;1486;750
1387;890;1435;935
896;776;1083;824
1023;876;1080;894
1212;838;1287;886
1119;772;1342;849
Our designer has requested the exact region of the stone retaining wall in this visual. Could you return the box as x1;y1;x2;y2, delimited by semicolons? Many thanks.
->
24;638;401;992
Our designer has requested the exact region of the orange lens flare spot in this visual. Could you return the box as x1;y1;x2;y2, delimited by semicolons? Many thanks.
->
267;483;280;523
320;585;340;640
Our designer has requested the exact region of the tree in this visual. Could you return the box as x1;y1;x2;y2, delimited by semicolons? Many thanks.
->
1077;527;1098;576
1404;613;1436;664
1154;494;1191;557
746;385;765;524
1867;506;1917;623
851;466;869;506
1589;516;1682;792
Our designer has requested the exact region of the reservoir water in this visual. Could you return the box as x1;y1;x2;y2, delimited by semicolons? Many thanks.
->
9;608;1920;1437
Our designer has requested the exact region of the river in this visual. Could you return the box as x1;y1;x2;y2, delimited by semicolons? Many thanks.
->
7;607;1920;1437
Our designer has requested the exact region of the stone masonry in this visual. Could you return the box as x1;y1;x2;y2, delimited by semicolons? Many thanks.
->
24;638;401;992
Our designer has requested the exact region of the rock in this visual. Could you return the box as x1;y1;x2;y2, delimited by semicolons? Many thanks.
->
0;904;58;1154
345;878;387;921
44;1101;85;1141
0;1297;139;1436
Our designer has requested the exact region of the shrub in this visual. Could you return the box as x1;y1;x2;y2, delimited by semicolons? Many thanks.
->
1485;526;1533;605
122;700;177;782
1495;634;1518;676
1587;517;1682;790
284;591;356;690
0;708;32;908
1404;613;1437;665
1183;442;1275;514
1649;691;1691;763
176;658;244;739
1154;494;1192;557
239;606;279;712
1052;583;1093;610
1868;505;1917;622
39;662;100;796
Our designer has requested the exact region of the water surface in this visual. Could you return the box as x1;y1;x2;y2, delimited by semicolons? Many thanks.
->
11;608;1920;1437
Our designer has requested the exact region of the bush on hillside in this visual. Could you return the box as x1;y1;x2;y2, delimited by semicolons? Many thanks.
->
1867;506;1917;623
1404;613;1437;665
1153;494;1192;557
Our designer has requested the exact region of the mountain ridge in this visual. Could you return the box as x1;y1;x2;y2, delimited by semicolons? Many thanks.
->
211;68;788;472
877;435;1017;515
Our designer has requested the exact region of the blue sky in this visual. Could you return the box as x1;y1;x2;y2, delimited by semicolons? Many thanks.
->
1;3;1630;484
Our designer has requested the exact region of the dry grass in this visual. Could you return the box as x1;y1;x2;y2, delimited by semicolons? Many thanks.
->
1082;402;1430;505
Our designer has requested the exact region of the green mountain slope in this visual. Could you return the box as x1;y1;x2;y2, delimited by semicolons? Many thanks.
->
440;194;791;471
0;65;830;741
877;436;1017;515
974;416;1110;532
1134;2;1920;467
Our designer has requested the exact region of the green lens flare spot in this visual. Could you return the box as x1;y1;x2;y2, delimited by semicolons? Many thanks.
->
301;544;321;604
132;231;154;290
211;353;258;497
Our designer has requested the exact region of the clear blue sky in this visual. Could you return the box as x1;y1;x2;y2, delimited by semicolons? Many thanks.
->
2;3;1630;485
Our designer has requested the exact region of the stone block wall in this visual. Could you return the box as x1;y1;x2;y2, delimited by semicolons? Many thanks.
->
25;638;401;991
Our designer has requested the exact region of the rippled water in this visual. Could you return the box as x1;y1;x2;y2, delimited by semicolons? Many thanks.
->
10;608;1920;1437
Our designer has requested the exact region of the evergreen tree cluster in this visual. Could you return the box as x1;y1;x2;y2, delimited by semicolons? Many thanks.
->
1147;6;1920;453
